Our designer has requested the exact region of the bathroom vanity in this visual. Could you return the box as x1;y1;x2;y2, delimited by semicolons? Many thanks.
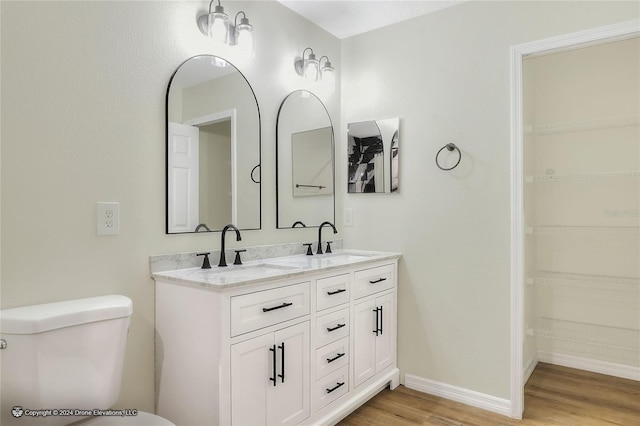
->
152;249;400;425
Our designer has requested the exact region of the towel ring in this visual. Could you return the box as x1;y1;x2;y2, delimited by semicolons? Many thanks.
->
435;143;461;171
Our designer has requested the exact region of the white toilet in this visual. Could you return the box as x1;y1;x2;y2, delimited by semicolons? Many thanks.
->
0;295;174;426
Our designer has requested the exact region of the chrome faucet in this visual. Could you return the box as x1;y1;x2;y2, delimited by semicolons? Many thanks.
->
317;221;337;254
219;224;242;267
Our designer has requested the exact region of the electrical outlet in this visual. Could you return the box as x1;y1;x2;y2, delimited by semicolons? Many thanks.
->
97;202;120;236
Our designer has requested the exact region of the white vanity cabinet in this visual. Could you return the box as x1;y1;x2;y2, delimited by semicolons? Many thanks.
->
153;252;400;426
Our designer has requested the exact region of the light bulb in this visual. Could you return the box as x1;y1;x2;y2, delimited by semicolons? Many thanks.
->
208;6;228;44
235;20;254;57
321;63;335;91
304;54;319;81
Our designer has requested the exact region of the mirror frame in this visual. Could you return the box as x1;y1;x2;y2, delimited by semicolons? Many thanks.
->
347;117;399;194
165;55;261;234
276;90;335;229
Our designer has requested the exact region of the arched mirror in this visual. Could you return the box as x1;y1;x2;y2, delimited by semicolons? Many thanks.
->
276;90;335;229
166;55;261;233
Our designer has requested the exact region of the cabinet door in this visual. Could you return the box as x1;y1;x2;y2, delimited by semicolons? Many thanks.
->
375;292;395;372
353;293;395;388
353;298;377;387
231;333;273;425
269;321;310;425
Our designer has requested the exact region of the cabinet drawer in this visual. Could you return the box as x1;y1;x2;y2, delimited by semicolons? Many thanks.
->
313;364;349;412
315;337;349;379
353;264;395;299
315;308;349;348
316;273;350;311
230;282;310;336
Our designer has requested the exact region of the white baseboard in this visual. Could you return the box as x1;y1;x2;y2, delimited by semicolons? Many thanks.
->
537;350;640;381
523;354;538;384
404;374;512;418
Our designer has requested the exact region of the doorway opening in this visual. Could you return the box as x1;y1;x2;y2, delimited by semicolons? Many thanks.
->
510;20;640;419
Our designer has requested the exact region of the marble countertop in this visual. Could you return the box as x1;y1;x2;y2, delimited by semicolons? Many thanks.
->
151;249;401;289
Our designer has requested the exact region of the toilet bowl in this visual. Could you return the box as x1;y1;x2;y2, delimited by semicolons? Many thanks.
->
0;295;175;426
82;411;174;425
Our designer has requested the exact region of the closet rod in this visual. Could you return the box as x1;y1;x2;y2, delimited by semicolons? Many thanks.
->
536;317;640;353
526;225;640;236
528;114;640;135
526;171;640;183
529;271;640;292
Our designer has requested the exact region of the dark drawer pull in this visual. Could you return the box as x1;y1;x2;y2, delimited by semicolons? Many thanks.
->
326;382;345;394
327;323;346;332
262;302;293;312
326;352;345;363
369;277;387;284
327;288;346;296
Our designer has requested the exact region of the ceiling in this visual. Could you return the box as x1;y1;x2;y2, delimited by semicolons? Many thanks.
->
277;0;465;39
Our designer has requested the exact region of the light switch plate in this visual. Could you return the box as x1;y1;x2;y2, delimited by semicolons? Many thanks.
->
344;208;353;227
97;202;120;236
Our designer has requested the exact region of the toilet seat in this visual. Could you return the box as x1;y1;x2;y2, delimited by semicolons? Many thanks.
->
81;411;175;426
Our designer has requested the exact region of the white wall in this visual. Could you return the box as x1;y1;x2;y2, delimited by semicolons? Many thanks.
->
0;0;340;411
341;0;639;400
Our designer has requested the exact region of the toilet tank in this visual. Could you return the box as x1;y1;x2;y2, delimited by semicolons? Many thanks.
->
0;295;133;426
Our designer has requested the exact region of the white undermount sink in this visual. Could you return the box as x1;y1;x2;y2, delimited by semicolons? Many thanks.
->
211;263;300;279
321;251;373;262
263;251;375;269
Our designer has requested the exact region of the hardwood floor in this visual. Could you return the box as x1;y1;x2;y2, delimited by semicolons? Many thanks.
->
338;363;640;425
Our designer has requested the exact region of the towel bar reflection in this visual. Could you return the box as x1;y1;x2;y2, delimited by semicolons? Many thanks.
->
436;143;461;171
296;184;326;189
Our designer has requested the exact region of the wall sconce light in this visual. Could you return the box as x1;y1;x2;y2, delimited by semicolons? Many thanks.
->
295;48;335;90
295;48;319;81
197;0;254;55
319;56;335;91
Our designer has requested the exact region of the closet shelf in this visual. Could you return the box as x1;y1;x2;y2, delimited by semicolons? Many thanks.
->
525;171;640;183
528;271;640;293
536;317;640;352
527;114;640;135
526;225;640;237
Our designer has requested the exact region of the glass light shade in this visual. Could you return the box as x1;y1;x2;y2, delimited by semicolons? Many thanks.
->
304;58;320;81
321;65;335;91
236;23;254;56
208;11;229;43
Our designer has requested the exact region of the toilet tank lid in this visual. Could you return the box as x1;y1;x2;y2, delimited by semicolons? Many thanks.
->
0;295;133;334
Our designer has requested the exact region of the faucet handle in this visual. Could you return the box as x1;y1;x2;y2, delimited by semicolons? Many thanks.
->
325;241;333;253
303;243;313;256
234;249;247;265
196;252;212;269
